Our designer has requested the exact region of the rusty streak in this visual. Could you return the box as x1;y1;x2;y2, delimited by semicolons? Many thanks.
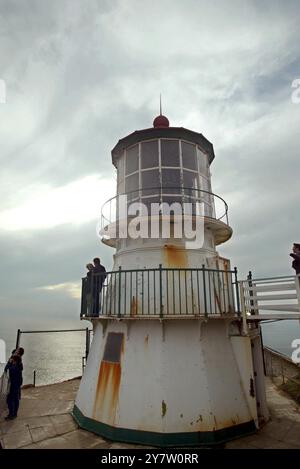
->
164;244;187;268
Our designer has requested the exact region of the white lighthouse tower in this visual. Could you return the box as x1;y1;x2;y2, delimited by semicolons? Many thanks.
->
74;112;268;446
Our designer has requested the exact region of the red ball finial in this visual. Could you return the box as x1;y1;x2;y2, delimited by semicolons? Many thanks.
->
153;114;170;128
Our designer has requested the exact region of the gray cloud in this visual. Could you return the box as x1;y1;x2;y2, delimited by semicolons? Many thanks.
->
0;0;300;337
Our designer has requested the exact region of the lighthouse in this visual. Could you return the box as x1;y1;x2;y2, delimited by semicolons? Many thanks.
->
73;112;268;446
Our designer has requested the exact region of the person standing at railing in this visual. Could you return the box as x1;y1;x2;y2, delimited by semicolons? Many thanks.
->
5;347;24;398
4;355;22;420
92;258;107;316
290;243;300;275
86;263;94;316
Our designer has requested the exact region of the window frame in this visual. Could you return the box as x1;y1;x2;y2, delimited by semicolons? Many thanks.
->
118;138;214;210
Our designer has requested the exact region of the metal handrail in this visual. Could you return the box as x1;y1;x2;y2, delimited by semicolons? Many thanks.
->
240;275;295;283
100;187;229;229
80;265;240;319
239;274;300;316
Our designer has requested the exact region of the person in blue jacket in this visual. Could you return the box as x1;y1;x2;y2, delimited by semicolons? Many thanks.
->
4;353;23;420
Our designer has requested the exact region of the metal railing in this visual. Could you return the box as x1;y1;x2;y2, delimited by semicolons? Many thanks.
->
100;187;229;237
239;273;300;316
14;328;92;384
80;266;240;318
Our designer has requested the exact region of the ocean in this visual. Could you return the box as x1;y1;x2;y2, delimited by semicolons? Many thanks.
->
1;320;300;386
1;321;90;386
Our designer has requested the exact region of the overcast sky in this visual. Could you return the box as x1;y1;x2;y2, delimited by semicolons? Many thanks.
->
0;0;300;338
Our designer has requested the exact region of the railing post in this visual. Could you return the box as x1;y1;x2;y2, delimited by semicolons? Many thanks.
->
239;281;248;335
295;274;300;312
80;278;86;318
247;270;255;315
234;267;241;317
15;329;21;349
159;264;163;318
85;327;90;360
118;266;122;318
33;370;36;387
202;264;208;318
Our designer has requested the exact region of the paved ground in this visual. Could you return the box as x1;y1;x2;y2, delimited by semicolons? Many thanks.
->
0;377;300;449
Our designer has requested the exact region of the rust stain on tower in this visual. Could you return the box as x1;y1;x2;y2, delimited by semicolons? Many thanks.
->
93;333;124;425
130;296;138;316
93;361;121;425
164;244;187;268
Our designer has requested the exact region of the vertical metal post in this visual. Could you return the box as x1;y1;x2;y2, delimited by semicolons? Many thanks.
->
159;264;163;318
240;281;248;335
234;267;241;316
15;329;21;349
166;270;169;315
124;272;127;316
259;326;266;376
248;270;255;315
33;370;36;387
202;265;208;317
184;270;188;314
80;278;85;317
85;327;90;360
141;270;144;316
118;266;122;318
295;274;300;312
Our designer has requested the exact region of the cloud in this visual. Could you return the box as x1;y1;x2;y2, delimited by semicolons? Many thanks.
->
37;281;81;299
0;175;115;231
0;0;300;337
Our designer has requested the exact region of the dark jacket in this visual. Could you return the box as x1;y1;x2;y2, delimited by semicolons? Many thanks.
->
86;270;93;294
5;362;22;392
93;265;107;290
290;252;300;275
5;351;23;387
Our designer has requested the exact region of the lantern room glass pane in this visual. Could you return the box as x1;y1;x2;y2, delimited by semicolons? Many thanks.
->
141;140;159;169
198;148;208;176
161;139;180;167
117;156;125;183
125;172;139;200
183;170;198;200
125;145;139;175
161;168;181;194
182;141;197;171
141;169;160;196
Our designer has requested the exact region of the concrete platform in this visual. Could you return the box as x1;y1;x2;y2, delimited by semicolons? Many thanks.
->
0;377;300;449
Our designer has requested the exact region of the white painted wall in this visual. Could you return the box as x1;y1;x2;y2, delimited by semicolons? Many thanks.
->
76;319;256;433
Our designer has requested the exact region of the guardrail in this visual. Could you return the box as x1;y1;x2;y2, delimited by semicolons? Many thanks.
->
100;187;230;236
14;328;92;382
80;266;240;318
239;273;300;316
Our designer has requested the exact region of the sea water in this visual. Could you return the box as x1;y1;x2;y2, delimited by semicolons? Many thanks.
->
1;320;299;385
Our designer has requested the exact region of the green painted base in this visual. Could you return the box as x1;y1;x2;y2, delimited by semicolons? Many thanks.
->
72;405;256;447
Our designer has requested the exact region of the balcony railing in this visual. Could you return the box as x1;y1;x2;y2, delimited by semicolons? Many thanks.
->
100;187;229;237
239;274;300;315
80;266;240;319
